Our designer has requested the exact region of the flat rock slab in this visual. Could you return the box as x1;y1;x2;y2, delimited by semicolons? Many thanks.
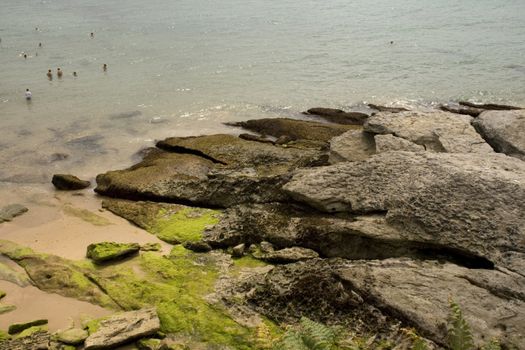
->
86;242;140;263
459;101;522;111
0;204;28;223
473;110;525;160
52;174;91;190
84;308;160;350
305;108;369;125
227;118;354;142
284;151;525;272
55;327;89;345
364;111;493;153
374;134;424;153
259;247;319;264
0;330;50;350
337;259;525;348
96;134;326;207
8;319;48;334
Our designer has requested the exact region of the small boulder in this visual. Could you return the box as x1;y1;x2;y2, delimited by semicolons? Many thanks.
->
86;242;140;263
231;243;246;258
52;174;90;190
8;319;48;335
84;308;160;350
55;328;88;345
182;241;212;253
0;204;28;223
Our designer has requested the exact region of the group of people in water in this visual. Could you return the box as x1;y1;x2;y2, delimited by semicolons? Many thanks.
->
17;30;107;101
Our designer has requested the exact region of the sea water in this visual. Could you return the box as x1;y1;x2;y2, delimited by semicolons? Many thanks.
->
0;0;524;184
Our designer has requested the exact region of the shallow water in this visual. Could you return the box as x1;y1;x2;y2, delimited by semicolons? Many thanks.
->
0;0;524;181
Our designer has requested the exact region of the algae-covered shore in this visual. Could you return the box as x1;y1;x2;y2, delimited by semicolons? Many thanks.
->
0;102;524;349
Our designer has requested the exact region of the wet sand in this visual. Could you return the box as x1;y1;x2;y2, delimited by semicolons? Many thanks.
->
0;182;170;331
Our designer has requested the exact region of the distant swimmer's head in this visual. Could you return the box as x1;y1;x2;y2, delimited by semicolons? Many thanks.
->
39;42;42;47
48;69;51;73
90;32;94;38
23;54;27;59
103;64;107;71
73;72;77;77
390;41;394;44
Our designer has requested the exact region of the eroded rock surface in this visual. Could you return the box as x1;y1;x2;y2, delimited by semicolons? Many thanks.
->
473;110;525;160
329;130;376;163
227;118;354;142
284;152;525;272
96;134;326;207
364;111;493;153
84;308;160;350
374;134;424;153
86;242;140;263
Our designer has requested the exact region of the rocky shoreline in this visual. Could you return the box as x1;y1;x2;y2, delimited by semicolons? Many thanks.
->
0;102;524;349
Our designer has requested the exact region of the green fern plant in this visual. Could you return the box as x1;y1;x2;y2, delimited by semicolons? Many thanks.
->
447;299;474;350
273;317;341;350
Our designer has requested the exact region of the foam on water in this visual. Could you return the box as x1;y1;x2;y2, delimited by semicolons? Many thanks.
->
0;0;524;183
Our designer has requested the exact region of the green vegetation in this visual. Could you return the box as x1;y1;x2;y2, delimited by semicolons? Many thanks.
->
447;299;475;350
150;207;220;244
86;242;140;263
233;255;268;269
14;325;48;339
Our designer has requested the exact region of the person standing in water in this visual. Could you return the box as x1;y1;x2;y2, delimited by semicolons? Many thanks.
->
73;71;77;77
25;89;32;100
57;68;63;78
90;32;94;38
47;69;52;80
103;63;107;72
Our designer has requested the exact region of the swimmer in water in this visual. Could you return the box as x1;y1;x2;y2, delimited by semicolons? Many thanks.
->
73;71;77;77
90;32;94;38
103;63;107;72
25;89;32;100
390;41;394;44
57;68;63;78
38;42;42;48
23;54;27;59
47;69;52;80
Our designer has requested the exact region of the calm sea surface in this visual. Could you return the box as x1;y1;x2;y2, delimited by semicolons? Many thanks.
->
0;0;524;184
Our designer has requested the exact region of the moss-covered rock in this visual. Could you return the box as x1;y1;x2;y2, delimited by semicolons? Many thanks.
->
0;304;16;315
54;327;88;345
8;320;48;335
63;205;112;226
0;240;118;308
86;242;140;263
102;199;220;244
227;118;355;142
141;243;162;252
52;174;90;190
0;291;5;300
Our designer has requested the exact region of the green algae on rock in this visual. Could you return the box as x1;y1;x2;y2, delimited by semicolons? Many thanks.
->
54;327;88;345
63;205;112;226
102;199;221;244
0;240;118;309
8;320;48;335
86;242;140;263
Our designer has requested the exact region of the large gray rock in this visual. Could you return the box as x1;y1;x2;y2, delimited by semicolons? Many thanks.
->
328;130;376;163
246;258;525;349
336;259;525;349
374;134;424;153
0;204;28;223
84;308;160;350
473;110;525;160
283;152;525;272
96;134;326;207
364;111;493;153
